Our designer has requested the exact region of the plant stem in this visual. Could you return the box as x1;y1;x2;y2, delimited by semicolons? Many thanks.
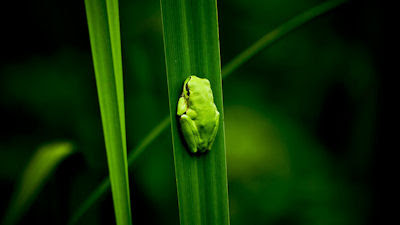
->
221;0;347;78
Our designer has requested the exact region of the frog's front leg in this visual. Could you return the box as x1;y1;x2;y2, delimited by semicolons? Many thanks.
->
206;112;220;152
180;115;200;153
177;96;187;116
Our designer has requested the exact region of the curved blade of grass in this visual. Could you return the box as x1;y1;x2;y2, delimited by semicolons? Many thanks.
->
67;117;170;225
84;0;132;225
68;0;347;223
160;0;230;224
222;0;347;78
1;142;74;225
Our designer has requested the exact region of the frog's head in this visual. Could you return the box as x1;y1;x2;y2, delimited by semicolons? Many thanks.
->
183;75;210;97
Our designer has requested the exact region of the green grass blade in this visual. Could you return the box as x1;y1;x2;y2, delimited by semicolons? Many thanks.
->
67;117;170;225
160;0;230;224
1;142;74;225
68;1;346;223
84;0;132;225
67;179;110;225
127;117;170;165
221;0;347;78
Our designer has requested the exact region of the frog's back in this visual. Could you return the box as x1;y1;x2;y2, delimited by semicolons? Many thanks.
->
188;77;218;120
187;77;219;149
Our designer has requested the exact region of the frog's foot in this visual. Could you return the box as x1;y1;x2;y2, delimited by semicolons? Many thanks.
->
180;114;200;153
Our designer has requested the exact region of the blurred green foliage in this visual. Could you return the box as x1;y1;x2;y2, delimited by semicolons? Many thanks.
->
2;142;74;225
0;0;379;225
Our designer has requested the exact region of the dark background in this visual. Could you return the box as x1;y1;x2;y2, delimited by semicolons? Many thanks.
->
0;0;388;224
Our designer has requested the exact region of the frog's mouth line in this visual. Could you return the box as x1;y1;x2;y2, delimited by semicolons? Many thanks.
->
185;77;191;96
185;85;190;96
183;76;192;113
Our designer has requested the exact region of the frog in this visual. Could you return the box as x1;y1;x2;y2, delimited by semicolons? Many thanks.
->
177;75;220;154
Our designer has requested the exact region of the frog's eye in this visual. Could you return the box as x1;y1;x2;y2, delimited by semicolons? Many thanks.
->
182;76;192;98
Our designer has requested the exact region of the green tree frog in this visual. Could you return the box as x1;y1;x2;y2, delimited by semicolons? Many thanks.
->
177;75;220;154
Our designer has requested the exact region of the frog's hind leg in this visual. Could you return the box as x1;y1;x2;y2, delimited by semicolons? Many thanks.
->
206;112;220;152
180;114;200;153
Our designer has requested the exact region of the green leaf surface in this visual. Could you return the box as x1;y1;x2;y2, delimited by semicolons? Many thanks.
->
68;0;347;223
160;0;230;224
1;142;74;225
84;0;132;225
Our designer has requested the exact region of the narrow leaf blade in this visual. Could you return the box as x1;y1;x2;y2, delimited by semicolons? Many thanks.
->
160;0;230;224
84;0;132;224
68;117;170;225
1;142;74;225
222;0;348;78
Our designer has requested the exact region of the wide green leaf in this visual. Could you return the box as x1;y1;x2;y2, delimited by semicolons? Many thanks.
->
84;0;132;224
160;0;230;224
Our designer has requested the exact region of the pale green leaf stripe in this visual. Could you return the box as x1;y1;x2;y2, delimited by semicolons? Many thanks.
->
1;142;74;225
222;0;347;78
69;0;346;223
84;0;132;225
